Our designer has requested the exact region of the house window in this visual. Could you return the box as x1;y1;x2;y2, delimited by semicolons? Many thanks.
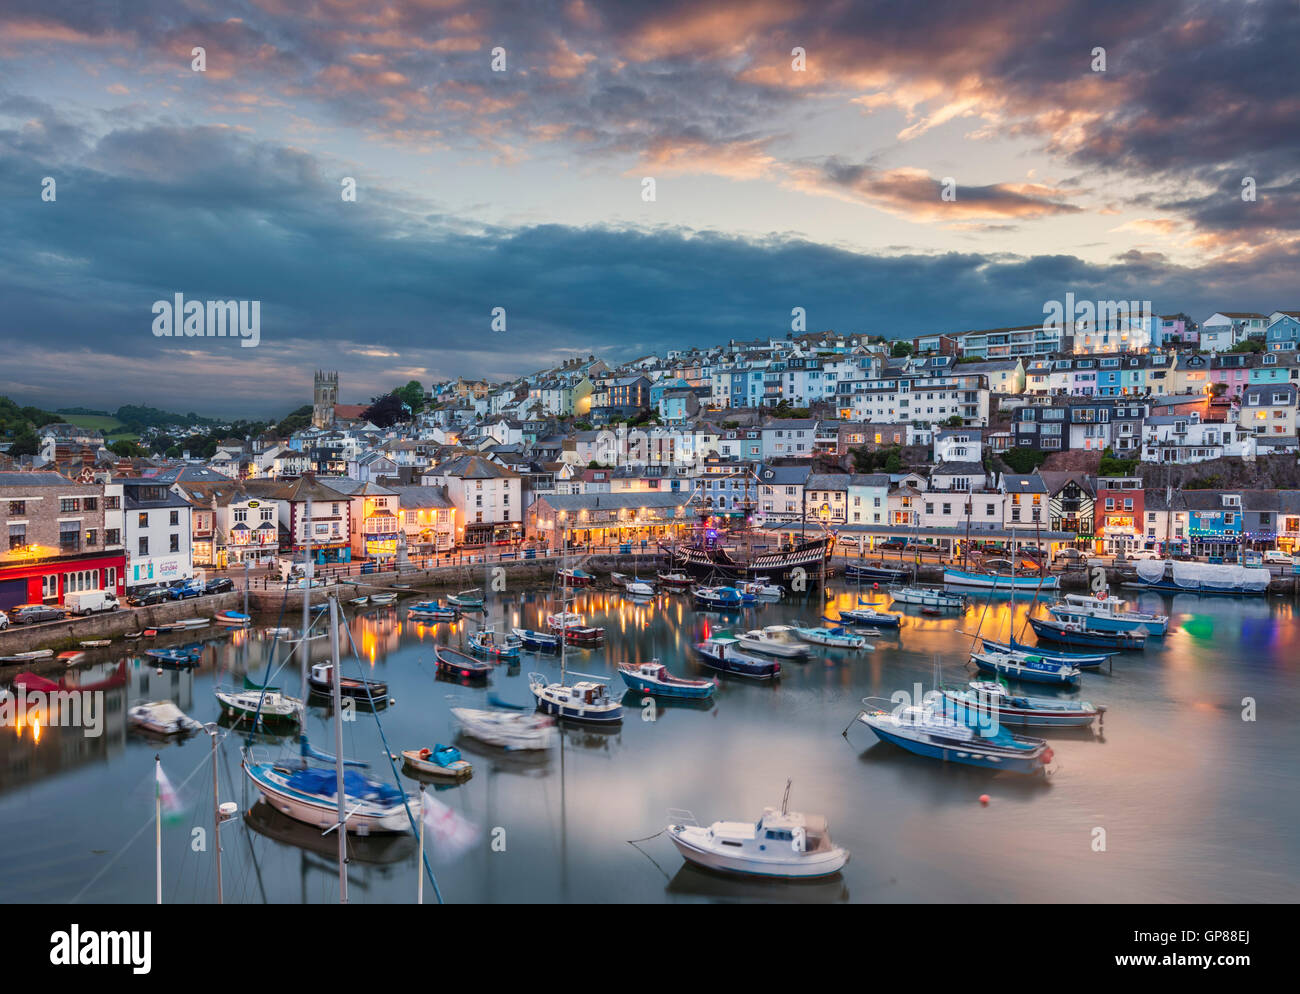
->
8;501;24;515
138;512;149;527
106;528;121;545
139;537;149;556
170;534;180;553
9;523;25;550
59;498;80;513
59;522;80;551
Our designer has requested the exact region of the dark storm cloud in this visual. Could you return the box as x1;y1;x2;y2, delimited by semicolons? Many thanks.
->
2;111;1296;415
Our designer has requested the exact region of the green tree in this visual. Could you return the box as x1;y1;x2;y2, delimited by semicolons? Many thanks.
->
1001;447;1049;474
7;428;38;457
883;450;902;473
109;440;147;458
890;340;914;358
395;380;426;414
1228;339;1264;353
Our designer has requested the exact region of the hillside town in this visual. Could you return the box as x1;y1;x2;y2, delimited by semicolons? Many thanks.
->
3;308;1300;606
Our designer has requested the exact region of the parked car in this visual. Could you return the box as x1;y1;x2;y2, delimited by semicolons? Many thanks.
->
129;586;173;607
64;589;121;615
8;603;69;625
1263;549;1294;565
167;581;202;600
878;539;908;551
204;577;234;595
1123;549;1162;561
0;613;8;630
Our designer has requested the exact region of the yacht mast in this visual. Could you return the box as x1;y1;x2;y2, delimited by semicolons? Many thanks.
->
328;596;348;904
301;495;313;700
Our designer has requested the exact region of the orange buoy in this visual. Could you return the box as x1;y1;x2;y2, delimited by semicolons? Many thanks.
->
979;794;990;806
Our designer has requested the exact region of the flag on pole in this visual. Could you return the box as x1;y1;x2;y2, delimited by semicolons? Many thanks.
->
421;793;479;862
155;761;185;822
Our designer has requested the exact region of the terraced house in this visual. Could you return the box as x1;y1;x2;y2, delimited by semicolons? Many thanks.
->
0;471;126;610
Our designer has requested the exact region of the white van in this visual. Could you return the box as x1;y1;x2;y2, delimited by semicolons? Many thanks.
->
64;589;121;615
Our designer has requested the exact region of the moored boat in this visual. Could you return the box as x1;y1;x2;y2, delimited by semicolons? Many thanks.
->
451;700;558;751
557;567;595;587
529;670;623;724
693;633;781;680
1;648;54;662
79;639;112;648
401;744;473;783
369;592;397;606
971;649;1081;686
656;571;694;590
546;612;605;645
739;580;783;599
348;595;370;606
243;760;409;833
145;647;200;667
792;625;872;650
979;636;1112;670
855;701;1054;774
889;586;966;611
617;659;715;699
215;682;304;726
692;585;745;611
837;605;901;627
467;627;522;660
943;567;1060;591
408;600;458;621
447;589;485;609
941;680;1105;728
738;625;811;658
1027;616;1145;651
214;610;251;626
844;562;910;583
435;646;493;681
512;627;560;651
307;662;388;702
668;782;848;879
129;700;204;736
1048;593;1169;636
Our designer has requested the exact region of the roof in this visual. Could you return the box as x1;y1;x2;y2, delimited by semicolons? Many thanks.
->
1000;473;1047;493
930;461;986;477
387;485;453;509
317;477;397;497
536;492;696;511
428;455;521;480
0;471;72;487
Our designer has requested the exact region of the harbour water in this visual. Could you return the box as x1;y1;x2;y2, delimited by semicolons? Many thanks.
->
2;584;1297;903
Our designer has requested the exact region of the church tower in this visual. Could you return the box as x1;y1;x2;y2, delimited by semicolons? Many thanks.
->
313;370;338;428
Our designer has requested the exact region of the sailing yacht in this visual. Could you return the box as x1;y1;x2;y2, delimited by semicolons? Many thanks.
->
530;545;623;725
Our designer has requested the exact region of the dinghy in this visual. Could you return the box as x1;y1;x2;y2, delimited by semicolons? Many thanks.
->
79;639;112;648
837;606;901;627
408;600;457;621
1027;616;1145;651
692;586;745;611
214;610;251;626
0;649;54;662
369;592;397;605
402;744;473;783
215;678;304;726
447;589;485;609
656;571;694;591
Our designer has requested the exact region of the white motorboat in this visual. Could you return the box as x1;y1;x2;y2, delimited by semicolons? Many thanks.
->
740;580;783;599
668;781;848;879
451;706;558;751
625;578;655;597
737;625;810;658
128;701;204;736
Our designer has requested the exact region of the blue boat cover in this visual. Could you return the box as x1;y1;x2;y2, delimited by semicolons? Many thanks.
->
432;744;461;767
287;767;401;803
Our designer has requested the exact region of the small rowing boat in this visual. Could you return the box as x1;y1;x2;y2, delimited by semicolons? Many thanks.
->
79;639;112;648
402;744;473;783
369;592;397;605
129;701;204;736
447;589;485;609
0;649;54;663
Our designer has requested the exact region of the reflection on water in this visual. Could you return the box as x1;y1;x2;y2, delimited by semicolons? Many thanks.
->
1;583;1297;903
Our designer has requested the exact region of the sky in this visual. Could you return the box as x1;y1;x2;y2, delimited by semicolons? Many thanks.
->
1;0;1297;417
